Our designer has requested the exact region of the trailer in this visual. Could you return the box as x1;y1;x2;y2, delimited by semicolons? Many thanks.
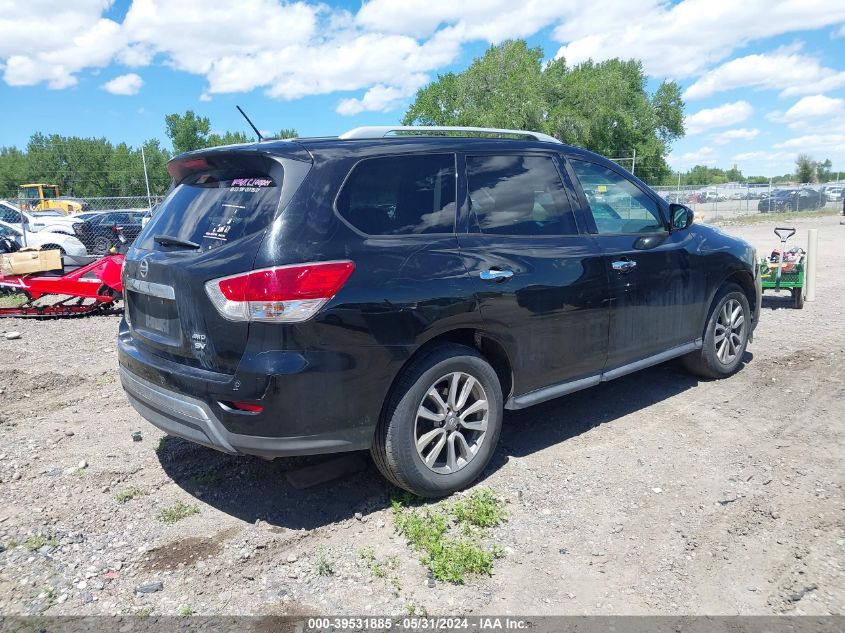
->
0;254;124;317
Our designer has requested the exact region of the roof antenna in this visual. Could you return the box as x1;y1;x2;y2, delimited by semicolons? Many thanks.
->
236;105;264;142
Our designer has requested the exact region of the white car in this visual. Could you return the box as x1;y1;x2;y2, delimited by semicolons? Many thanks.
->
0;220;88;260
825;186;843;202
0;200;83;235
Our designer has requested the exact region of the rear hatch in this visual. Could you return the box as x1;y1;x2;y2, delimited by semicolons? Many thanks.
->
123;148;310;374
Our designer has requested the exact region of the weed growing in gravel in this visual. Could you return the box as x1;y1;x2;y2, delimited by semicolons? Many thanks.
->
179;605;195;617
24;534;57;551
390;488;506;583
187;472;221;488
452;488;507;528
157;501;199;524
113;486;146;503
316;547;334;576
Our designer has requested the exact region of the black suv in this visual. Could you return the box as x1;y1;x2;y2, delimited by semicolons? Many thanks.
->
118;126;761;497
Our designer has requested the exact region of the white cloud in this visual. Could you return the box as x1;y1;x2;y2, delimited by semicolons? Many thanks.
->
685;101;754;135
683;45;845;100
711;128;759;145
553;0;845;78
774;134;845;153
678;145;717;165
337;84;417;116
768;94;845;125
102;73;143;95
0;1;123;89
2;0;845;120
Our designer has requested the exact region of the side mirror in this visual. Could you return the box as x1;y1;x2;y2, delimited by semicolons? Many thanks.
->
670;203;694;231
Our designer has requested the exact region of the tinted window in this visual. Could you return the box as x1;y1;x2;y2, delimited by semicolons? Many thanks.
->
336;154;456;235
138;172;281;251
466;155;577;236
569;159;665;234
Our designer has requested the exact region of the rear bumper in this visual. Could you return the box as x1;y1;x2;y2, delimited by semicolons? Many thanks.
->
120;366;374;458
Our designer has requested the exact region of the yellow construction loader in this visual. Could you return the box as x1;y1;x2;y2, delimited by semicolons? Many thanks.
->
17;184;89;215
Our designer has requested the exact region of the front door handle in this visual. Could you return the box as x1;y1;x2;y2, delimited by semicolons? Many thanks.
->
480;269;514;281
611;259;637;273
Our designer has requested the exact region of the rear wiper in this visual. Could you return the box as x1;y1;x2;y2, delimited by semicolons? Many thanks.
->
154;234;200;249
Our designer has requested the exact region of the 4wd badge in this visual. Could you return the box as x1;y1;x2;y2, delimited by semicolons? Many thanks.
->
191;333;207;351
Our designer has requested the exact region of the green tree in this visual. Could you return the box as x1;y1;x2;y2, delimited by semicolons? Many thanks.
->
403;40;685;184
165;111;212;154
795;153;816;183
816;158;833;182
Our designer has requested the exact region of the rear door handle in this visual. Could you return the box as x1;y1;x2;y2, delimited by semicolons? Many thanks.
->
480;269;514;281
611;259;637;273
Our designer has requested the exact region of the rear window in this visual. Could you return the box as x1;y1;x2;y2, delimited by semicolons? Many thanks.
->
138;171;281;251
335;154;456;235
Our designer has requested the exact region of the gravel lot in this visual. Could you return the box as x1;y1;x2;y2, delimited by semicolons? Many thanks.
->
1;214;843;617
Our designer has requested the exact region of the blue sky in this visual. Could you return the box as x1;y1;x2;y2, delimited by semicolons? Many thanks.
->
1;0;844;178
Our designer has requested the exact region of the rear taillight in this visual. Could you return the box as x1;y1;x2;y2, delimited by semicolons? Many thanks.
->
205;261;355;323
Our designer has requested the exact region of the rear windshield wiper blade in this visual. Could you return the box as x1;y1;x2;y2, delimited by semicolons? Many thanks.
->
154;234;200;249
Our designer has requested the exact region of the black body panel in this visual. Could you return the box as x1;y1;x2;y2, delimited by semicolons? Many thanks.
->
118;135;760;457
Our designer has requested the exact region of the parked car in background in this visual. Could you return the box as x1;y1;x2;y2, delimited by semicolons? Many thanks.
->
0;200;84;235
825;186;843;202
118;125;762;497
700;189;726;203
0;220;88;262
73;211;145;254
758;188;823;213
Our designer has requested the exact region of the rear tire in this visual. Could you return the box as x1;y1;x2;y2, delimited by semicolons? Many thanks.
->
371;344;503;498
792;286;805;309
683;283;750;379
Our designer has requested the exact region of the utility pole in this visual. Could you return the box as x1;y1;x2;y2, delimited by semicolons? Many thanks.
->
141;144;153;211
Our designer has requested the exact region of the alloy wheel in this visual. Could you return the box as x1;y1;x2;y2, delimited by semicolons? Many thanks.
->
714;298;746;364
414;371;489;474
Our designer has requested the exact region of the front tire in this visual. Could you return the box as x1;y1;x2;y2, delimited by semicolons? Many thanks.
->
372;344;503;497
683;283;750;379
792;286;805;309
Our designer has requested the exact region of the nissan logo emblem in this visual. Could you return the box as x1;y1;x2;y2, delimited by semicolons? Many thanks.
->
139;259;149;278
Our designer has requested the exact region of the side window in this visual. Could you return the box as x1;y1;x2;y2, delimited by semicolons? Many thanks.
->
466;155;577;236
336;154;456;235
0;207;21;224
569;159;665;234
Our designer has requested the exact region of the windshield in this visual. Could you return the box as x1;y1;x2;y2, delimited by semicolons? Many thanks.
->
42;187;57;199
137;171;282;251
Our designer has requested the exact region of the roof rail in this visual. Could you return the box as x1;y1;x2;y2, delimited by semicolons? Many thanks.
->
339;125;561;144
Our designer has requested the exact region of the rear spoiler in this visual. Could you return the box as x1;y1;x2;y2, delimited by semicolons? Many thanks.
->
167;141;313;182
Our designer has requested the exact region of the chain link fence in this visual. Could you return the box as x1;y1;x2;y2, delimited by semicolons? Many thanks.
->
651;182;844;221
3;184;845;261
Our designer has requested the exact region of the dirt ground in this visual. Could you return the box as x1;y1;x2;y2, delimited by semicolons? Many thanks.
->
0;214;843;617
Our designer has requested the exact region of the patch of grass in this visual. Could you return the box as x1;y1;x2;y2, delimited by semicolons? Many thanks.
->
113;486;146;503
390;488;506;583
358;547;398;578
25;534;58;551
187;471;221;488
157;501;199;524
316;547;334;577
0;293;27;308
452;489;506;528
42;586;56;603
178;605;195;617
